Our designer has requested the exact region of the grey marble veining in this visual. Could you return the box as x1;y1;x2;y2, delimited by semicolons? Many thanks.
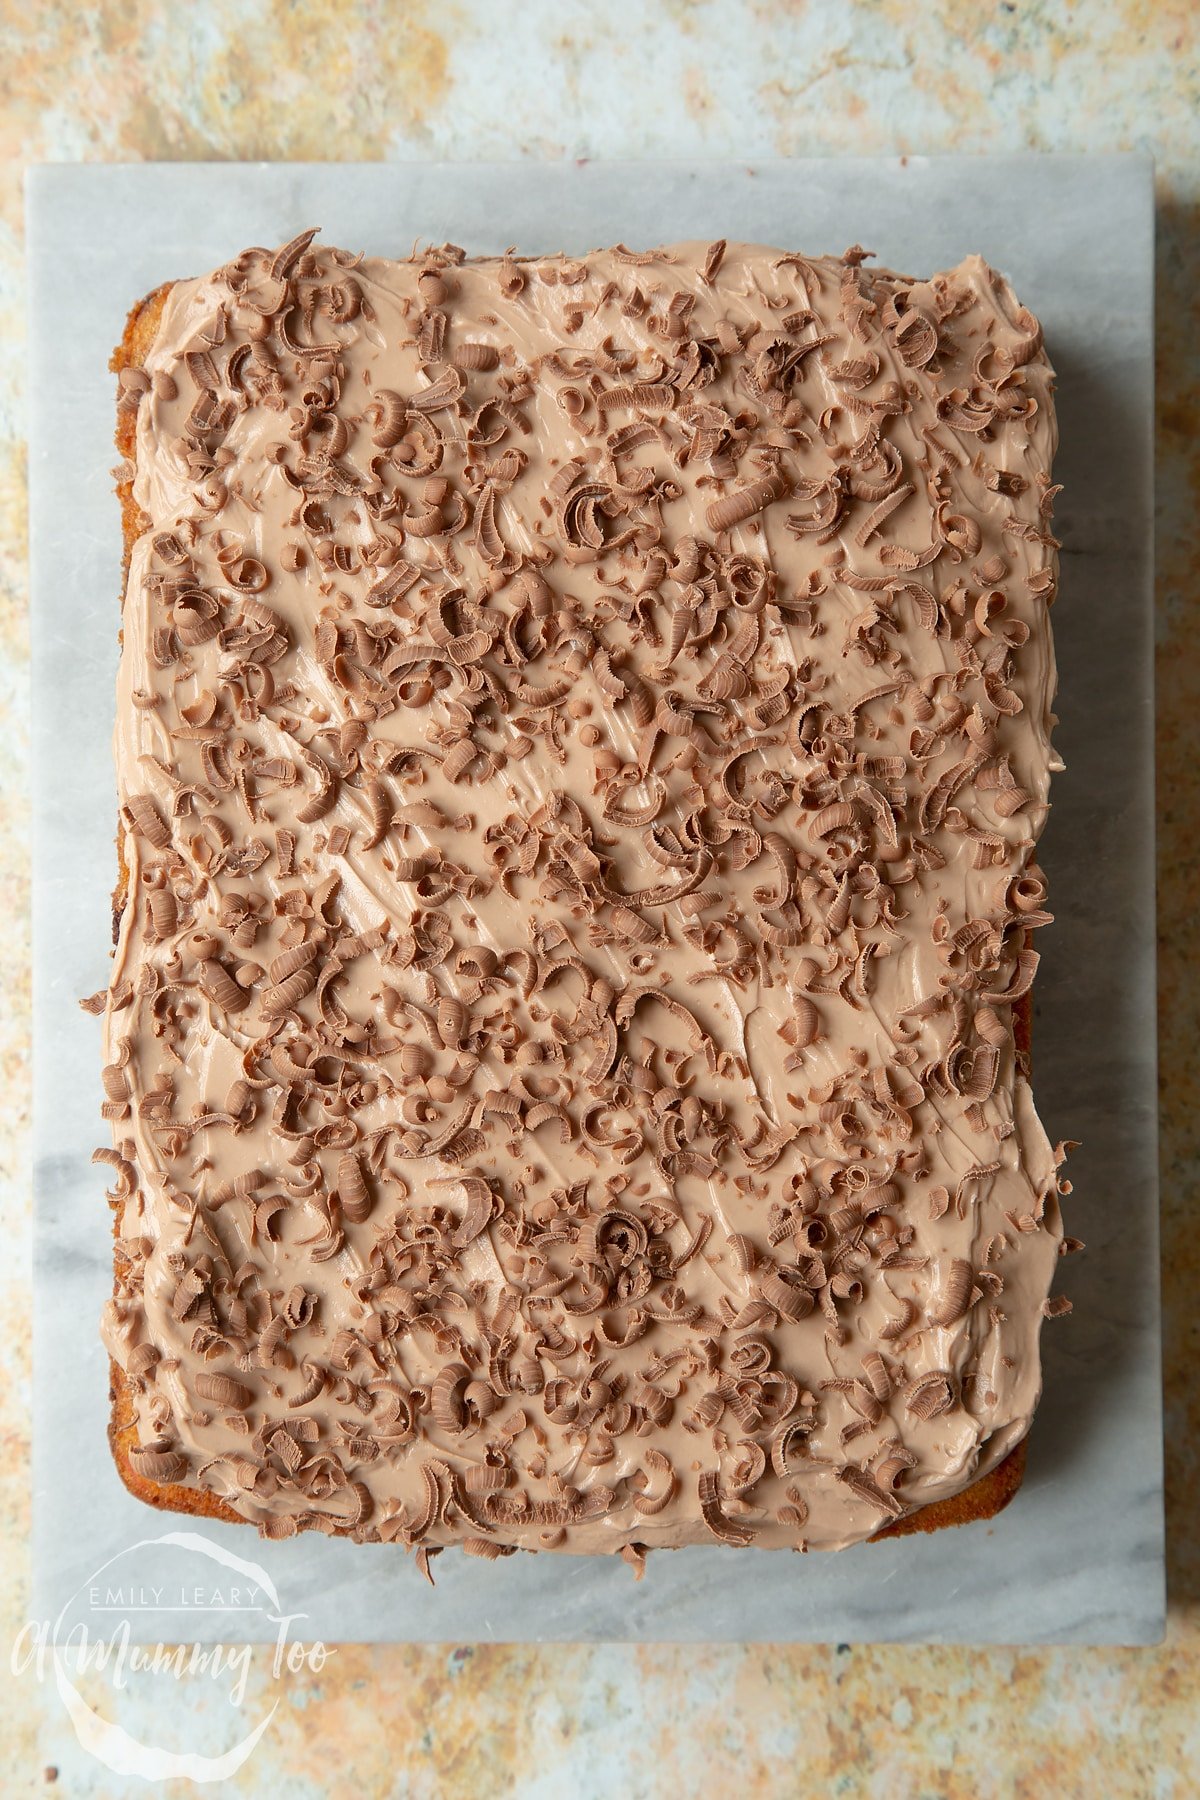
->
28;156;1162;1644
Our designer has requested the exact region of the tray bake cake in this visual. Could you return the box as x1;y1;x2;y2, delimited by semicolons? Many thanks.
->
92;229;1073;1563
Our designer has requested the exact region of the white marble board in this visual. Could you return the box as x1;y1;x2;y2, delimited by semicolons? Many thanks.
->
28;157;1162;1643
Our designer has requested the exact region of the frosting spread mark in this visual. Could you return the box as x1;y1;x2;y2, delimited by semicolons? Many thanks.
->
96;234;1069;1556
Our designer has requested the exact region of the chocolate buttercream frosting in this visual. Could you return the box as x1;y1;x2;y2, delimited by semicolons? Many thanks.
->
97;232;1070;1556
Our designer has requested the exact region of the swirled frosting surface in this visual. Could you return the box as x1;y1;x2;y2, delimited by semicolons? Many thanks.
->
98;232;1067;1557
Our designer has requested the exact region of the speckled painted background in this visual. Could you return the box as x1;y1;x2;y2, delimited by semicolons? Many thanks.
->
2;3;1197;1796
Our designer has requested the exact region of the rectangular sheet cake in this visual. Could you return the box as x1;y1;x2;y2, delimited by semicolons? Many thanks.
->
95;230;1069;1562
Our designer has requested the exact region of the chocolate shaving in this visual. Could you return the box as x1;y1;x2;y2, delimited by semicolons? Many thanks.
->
706;474;787;534
697;1470;755;1546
